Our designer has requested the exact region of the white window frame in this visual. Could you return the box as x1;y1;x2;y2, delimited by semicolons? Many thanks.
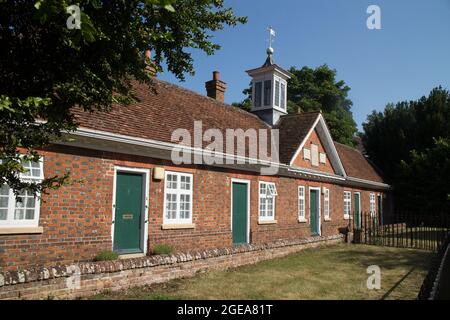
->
344;191;351;220
0;158;44;228
298;186;306;222
163;171;193;225
274;79;280;107
280;82;286;110
324;188;330;221
258;181;277;222
370;193;376;217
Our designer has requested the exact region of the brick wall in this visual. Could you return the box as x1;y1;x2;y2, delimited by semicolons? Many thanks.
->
0;145;384;271
0;235;344;300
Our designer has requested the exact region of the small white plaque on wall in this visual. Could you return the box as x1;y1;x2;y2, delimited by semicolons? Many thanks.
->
153;167;165;180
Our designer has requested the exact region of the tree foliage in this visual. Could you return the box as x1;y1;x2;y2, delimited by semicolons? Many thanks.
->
234;64;358;146
362;87;450;212
0;0;246;195
397;138;450;212
287;65;357;146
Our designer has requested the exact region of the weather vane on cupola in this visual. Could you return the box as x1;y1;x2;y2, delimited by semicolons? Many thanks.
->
268;26;276;52
246;25;292;126
264;26;276;67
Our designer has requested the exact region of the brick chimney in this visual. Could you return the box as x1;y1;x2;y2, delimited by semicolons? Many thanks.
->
205;71;227;103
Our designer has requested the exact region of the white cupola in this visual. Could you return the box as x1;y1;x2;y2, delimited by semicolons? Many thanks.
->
246;38;292;126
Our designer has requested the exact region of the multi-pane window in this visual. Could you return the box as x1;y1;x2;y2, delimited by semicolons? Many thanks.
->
164;172;193;224
344;191;351;219
274;80;280;107
263;80;272;106
370;193;376;217
0;160;43;227
298;186;306;221
259;182;277;221
324;188;330;220
281;83;286;109
0;185;9;221
254;82;262;107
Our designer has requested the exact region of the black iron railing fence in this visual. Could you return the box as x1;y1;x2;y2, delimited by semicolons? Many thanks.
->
352;212;450;252
418;232;450;300
351;211;450;299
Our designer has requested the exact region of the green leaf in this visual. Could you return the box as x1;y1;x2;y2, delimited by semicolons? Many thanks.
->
34;1;42;10
80;12;98;43
164;4;175;12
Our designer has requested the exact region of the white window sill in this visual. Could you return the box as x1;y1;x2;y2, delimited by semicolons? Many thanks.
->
298;218;308;223
324;218;331;222
258;220;278;225
344;215;351;220
0;226;43;235
161;223;195;230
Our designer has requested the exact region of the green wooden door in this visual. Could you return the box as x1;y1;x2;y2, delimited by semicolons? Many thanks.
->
232;182;248;245
354;193;361;229
310;189;320;236
114;172;143;253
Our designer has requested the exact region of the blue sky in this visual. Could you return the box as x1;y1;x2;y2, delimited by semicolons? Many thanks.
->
158;0;450;130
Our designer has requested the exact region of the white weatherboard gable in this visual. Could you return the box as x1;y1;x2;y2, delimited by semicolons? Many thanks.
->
289;114;347;177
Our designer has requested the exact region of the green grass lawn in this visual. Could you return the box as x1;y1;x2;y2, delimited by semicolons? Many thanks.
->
89;244;434;300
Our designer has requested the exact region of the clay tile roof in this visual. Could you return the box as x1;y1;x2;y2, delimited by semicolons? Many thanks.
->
72;79;269;151
334;141;385;183
72;79;386;184
274;112;320;164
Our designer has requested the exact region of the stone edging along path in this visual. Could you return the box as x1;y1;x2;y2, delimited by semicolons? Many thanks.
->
0;234;344;299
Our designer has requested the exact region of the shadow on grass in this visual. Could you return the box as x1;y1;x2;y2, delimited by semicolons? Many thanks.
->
380;267;416;300
89;245;434;300
332;246;433;272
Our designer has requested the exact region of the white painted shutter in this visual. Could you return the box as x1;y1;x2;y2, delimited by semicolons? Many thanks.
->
303;148;311;160
311;144;319;166
319;153;327;164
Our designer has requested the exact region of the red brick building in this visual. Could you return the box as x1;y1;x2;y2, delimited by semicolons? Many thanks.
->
0;51;390;270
